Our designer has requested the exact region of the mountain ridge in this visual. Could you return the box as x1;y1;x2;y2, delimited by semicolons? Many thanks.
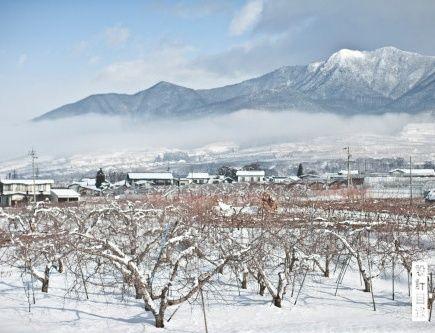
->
34;46;435;121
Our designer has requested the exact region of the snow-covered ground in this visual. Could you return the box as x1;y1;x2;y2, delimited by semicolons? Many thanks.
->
0;265;433;332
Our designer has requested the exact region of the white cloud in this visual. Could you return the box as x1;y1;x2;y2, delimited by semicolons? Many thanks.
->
18;53;28;66
229;0;263;36
94;41;244;92
105;25;130;47
1;111;431;162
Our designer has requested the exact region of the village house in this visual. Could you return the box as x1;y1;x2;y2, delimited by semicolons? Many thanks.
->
327;170;365;187
389;169;435;177
68;178;102;196
271;175;300;184
186;172;210;184
0;179;54;207
327;178;365;189
337;170;359;176
211;175;234;184
299;174;322;181
175;178;190;186
127;172;174;186
50;188;80;203
236;170;266;183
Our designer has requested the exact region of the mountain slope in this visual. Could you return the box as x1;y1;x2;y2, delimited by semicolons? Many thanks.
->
34;47;435;121
34;93;132;121
389;71;435;111
34;82;208;121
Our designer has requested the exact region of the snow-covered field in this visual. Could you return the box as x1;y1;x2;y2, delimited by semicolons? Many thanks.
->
1;177;434;333
0;264;433;333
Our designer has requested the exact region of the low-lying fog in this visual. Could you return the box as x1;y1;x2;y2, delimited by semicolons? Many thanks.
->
1;110;434;161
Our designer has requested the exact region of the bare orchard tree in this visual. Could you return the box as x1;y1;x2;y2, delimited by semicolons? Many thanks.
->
0;206;71;293
69;201;251;328
245;226;301;308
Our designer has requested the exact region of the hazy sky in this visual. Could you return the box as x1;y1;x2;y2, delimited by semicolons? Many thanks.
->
1;0;435;121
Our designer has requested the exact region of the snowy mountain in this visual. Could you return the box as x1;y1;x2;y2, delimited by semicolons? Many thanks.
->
34;47;435;121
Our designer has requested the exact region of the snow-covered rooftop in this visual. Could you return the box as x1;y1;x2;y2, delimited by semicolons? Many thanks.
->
128;172;173;180
76;185;101;192
236;170;265;176
389;169;435;176
338;170;359;175
187;172;210;179
51;188;80;198
273;176;300;182
70;178;96;187
80;178;96;186
113;180;127;186
0;179;54;185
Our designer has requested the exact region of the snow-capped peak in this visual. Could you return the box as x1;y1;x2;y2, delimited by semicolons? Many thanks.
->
332;48;365;61
321;48;367;71
322;46;434;68
306;46;435;99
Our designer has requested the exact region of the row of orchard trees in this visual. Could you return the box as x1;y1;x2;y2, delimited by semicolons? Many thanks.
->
0;187;433;328
1;199;260;328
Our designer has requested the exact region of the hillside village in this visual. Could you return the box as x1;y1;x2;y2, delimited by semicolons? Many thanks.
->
1;164;435;207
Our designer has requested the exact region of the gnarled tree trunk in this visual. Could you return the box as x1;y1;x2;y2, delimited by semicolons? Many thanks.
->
41;266;50;293
259;282;266;296
241;271;248;289
155;314;165;328
134;282;144;299
273;296;282;308
324;256;330;277
57;259;64;273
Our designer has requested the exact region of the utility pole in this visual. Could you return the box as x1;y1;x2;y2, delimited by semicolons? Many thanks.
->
409;156;413;208
344;146;352;188
28;149;38;204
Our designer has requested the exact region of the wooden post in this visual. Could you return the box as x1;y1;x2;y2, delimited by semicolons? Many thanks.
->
408;270;411;297
392;256;395;300
79;264;89;300
429;273;433;322
367;230;376;311
294;270;308;306
335;255;350;296
200;288;209;333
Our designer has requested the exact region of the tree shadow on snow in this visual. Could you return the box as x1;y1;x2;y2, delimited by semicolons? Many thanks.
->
12;304;155;327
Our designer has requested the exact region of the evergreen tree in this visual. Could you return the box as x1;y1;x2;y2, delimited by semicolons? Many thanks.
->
217;166;237;181
297;163;304;177
242;162;261;171
96;168;106;189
